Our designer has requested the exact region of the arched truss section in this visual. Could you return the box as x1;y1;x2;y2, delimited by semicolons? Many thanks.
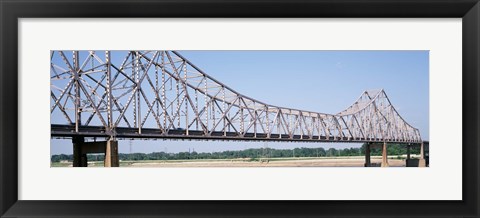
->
336;90;422;142
50;50;422;143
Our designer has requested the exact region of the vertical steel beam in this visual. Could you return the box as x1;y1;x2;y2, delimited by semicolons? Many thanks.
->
183;61;189;135
176;58;180;128
240;98;244;135
155;57;159;120
135;51;141;134
73;51;81;132
131;52;137;129
253;103;257;138
223;87;226;136
204;77;208;134
105;51;113;133
195;90;198;130
162;52;167;130
266;106;270;138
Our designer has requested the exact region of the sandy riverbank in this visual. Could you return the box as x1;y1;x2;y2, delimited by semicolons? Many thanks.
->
53;156;412;167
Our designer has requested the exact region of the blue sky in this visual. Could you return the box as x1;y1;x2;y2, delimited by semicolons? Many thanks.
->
51;50;429;155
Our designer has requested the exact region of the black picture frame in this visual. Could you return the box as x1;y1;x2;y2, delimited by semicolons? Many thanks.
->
1;0;479;217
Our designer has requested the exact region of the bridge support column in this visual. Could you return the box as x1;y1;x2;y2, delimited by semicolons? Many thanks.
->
364;143;371;167
104;139;119;167
381;142;389;167
72;136;87;167
406;143;416;167
418;142;426;167
406;144;411;160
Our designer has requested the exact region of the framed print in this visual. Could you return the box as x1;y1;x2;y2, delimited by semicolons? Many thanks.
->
1;0;479;217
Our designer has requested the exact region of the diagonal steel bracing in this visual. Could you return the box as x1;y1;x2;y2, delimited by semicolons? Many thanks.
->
50;51;422;143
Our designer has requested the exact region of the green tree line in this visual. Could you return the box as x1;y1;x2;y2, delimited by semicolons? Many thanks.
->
51;143;422;162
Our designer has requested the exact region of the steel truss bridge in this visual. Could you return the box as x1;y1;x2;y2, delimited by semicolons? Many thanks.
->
51;50;422;144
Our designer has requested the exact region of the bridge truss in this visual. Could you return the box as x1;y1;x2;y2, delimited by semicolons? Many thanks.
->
50;51;422;143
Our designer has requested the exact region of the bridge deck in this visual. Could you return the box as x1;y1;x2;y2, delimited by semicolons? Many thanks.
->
51;124;423;144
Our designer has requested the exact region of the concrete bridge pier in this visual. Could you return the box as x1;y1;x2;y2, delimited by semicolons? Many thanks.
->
418;142;426;167
364;143;371;167
104;139;119;167
71;137;119;167
381;142;389;167
406;142;427;167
